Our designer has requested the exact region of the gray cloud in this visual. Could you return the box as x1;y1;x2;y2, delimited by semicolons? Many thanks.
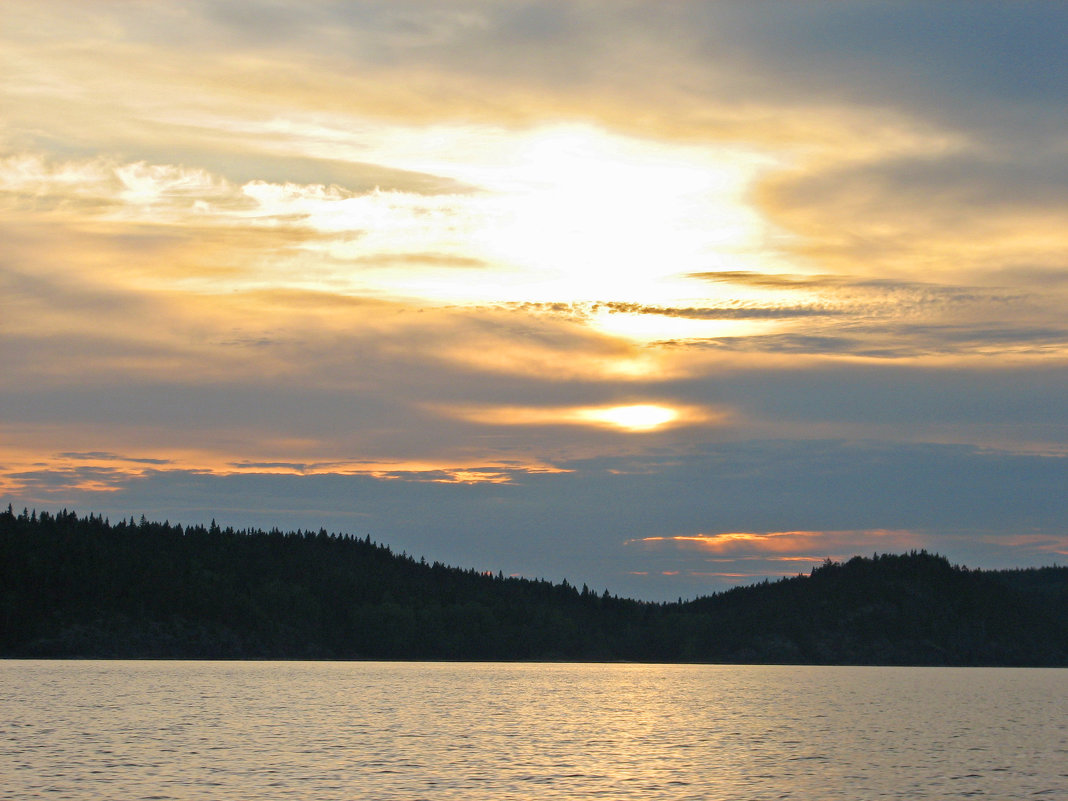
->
759;153;1068;263
10;465;140;492
675;269;1068;358
598;301;842;320
690;1;1068;143
675;362;1068;430
688;271;1026;303
56;452;173;465
787;154;1068;212
9;1;1064;164
687;324;1068;359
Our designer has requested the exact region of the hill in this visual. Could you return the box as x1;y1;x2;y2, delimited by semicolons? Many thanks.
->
2;507;1067;665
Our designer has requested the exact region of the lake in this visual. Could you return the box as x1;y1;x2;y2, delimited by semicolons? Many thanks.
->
2;660;1066;800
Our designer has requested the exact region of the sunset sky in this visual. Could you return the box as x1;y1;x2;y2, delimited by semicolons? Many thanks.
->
3;1;1067;600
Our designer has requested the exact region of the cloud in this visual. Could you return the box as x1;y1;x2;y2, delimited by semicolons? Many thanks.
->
171;3;1066;138
57;452;173;466
598;301;843;321
687;271;1007;298
755;153;1068;280
627;529;923;557
696;2;1068;139
0;0;998;155
674;270;1068;360
6;466;135;495
0;153;479;254
690;325;1068;360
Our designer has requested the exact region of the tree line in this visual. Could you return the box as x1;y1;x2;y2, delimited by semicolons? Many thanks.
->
2;507;1066;665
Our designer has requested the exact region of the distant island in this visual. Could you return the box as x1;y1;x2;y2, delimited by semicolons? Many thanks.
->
3;507;1066;665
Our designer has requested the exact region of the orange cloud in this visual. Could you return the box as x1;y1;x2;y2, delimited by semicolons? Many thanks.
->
974;533;1068;558
627;529;923;556
689;572;787;578
0;430;570;497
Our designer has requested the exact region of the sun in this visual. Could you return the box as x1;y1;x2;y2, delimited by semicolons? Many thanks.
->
466;124;772;305
261;121;778;341
578;404;679;432
429;401;722;433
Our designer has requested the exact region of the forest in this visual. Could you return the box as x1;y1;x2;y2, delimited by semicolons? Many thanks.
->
3;507;1067;665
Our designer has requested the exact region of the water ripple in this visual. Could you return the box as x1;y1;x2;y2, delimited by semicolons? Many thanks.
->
1;661;1066;800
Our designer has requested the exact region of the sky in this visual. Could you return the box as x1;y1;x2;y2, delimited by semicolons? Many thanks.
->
3;1;1067;601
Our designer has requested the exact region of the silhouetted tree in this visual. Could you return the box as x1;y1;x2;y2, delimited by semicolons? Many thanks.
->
2;509;1066;664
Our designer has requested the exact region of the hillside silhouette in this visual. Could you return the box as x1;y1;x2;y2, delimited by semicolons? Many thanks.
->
3;507;1066;665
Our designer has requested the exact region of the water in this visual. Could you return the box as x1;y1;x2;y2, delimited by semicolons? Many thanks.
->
2;661;1066;800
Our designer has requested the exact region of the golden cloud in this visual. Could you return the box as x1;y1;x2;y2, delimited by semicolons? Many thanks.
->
431;402;727;432
0;428;569;496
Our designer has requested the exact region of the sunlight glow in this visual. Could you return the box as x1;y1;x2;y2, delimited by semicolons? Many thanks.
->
432;402;719;432
258;121;777;307
588;307;775;343
2;125;780;332
469;125;772;305
577;404;679;431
